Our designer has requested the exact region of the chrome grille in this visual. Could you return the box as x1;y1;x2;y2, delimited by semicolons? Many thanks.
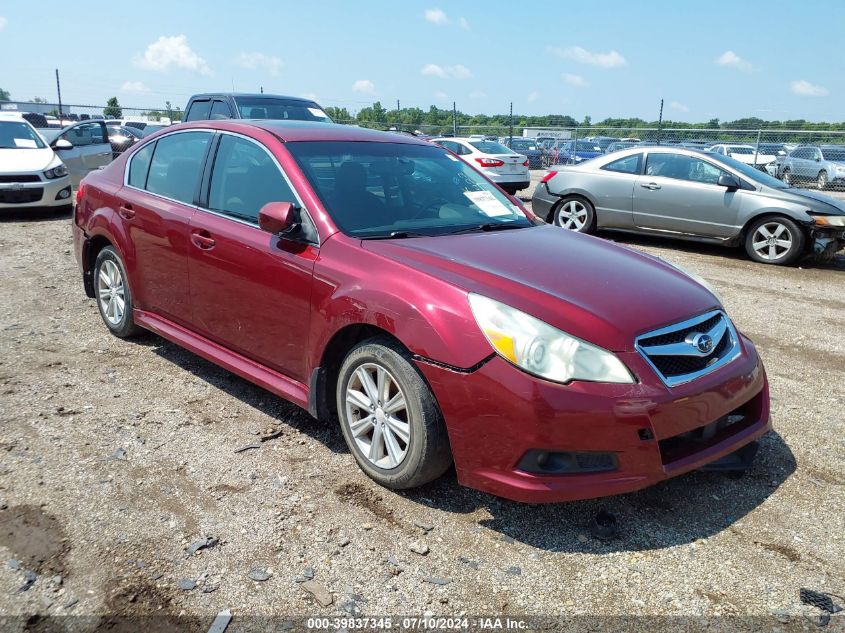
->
635;310;740;387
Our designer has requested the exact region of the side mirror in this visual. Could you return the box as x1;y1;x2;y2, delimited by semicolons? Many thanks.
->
53;139;73;150
718;174;740;190
258;201;296;235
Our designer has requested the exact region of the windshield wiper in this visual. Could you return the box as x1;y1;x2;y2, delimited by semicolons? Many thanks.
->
360;230;431;240
446;222;529;235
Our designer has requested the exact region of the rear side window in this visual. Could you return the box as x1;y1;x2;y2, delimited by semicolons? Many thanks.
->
185;100;211;121
210;100;232;120
602;153;642;174
128;142;154;188
145;132;211;204
207;134;297;223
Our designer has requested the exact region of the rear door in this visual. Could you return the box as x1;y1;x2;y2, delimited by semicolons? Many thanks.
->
633;152;743;238
121;130;213;325
187;132;317;382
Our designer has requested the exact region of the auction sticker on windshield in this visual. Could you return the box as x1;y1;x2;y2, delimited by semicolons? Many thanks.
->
464;190;512;217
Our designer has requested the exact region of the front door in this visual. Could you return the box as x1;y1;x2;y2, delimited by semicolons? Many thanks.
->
187;133;317;382
633;152;744;239
56;121;112;187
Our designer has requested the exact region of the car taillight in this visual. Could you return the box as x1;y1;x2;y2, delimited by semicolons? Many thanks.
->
475;157;505;168
540;171;558;183
522;160;529;167
75;183;86;206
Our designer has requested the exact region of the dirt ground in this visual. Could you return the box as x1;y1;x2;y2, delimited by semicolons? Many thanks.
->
0;192;843;632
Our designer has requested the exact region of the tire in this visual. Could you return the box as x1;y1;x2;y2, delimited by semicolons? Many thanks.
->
551;196;596;233
336;337;452;489
817;170;828;190
93;246;143;338
782;168;792;186
744;216;806;266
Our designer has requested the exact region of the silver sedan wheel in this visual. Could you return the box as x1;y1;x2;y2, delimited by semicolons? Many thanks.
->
344;363;411;470
97;259;126;326
555;200;589;231
818;171;828;190
751;221;793;261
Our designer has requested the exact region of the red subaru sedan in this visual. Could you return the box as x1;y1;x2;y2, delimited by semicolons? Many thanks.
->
72;121;771;503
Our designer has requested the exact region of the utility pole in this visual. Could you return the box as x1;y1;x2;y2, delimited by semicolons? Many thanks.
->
397;99;400;132
509;101;514;145
55;69;63;120
260;86;264;94
452;101;457;136
657;98;664;145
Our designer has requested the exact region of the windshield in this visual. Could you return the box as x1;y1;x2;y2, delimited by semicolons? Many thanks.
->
727;146;754;154
0;121;46;149
287;141;532;238
469;140;513;154
707;152;788;188
822;148;845;161
234;97;332;122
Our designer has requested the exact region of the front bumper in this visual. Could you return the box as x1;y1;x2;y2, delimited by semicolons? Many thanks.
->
418;334;770;503
0;176;72;209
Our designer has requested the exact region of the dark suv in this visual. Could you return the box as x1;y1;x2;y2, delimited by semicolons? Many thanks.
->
183;93;333;123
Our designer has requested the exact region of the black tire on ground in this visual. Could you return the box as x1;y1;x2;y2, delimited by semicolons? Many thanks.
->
551;196;596;234
93;246;144;338
336;337;452;490
817;170;828;190
744;216;806;266
782;168;792;186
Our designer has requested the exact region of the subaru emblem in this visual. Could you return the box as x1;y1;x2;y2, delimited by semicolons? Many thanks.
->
687;332;714;354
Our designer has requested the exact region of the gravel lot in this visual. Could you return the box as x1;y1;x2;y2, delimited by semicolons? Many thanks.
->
1;182;843;631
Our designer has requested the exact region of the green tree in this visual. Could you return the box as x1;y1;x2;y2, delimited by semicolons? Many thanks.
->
0;88;10;101
103;97;123;118
325;106;352;122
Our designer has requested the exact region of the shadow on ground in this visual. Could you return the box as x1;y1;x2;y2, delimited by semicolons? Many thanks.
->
136;333;795;555
0;208;72;223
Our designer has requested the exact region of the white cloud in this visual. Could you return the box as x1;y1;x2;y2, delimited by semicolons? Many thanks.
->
237;52;283;76
562;73;587;87
134;35;210;75
790;79;828;97
526;91;540;103
457;17;470;29
0;16;7;31
469;90;487;99
715;50;754;72
121;81;149;93
421;63;472;79
550;46;626;68
670;100;689;112
424;8;449;24
434;91;450;101
352;79;376;94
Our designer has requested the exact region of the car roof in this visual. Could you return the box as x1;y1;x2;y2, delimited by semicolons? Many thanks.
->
162;120;432;145
189;92;317;103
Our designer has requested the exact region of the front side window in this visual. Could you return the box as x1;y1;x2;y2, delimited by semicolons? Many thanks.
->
287;141;531;238
602;153;642;174
208;135;297;223
646;153;726;185
62;122;106;146
145;132;211;204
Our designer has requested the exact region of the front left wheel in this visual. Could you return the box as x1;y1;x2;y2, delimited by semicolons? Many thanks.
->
817;170;828;190
94;246;143;338
744;216;806;265
336;338;452;489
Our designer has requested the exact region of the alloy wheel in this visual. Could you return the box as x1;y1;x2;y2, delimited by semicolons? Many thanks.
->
751;221;793;261
97;259;126;325
818;171;828;190
556;200;589;231
782;169;791;185
344;363;411;470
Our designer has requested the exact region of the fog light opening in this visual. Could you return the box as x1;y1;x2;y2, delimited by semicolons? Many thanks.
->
516;450;617;475
55;187;72;200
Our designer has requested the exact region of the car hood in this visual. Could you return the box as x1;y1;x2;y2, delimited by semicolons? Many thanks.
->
0;147;56;173
771;186;845;215
361;224;719;352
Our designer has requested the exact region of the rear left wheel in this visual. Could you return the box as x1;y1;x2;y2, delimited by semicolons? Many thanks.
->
94;246;143;338
552;196;595;233
336;338;452;489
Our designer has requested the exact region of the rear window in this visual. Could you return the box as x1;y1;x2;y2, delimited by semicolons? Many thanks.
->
822;148;845;161
602;153;642;174
128;143;154;188
469;141;513;154
185;100;211;122
234;97;332;122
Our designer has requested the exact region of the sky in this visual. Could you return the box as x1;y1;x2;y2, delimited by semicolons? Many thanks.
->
0;0;842;122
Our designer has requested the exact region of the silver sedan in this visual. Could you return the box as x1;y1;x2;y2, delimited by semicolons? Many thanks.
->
531;146;845;265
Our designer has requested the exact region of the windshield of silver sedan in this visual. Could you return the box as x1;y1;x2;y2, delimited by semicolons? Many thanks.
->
286;141;532;238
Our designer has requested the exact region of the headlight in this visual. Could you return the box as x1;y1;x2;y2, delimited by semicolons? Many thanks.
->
661;260;723;305
43;164;68;179
467;293;635;384
812;215;845;227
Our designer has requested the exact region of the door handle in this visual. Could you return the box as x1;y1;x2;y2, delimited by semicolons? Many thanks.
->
640;182;661;190
191;230;216;250
118;204;135;220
